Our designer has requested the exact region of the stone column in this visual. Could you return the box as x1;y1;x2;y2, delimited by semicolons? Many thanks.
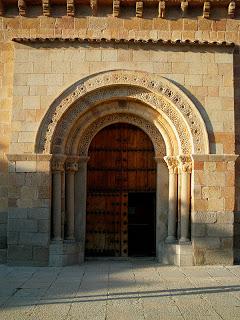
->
74;156;89;262
51;156;65;241
178;155;192;243
65;159;78;241
164;156;178;243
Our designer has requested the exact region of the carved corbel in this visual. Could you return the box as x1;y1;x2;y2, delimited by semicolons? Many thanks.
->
90;0;98;16
113;0;120;17
136;1;143;18
228;1;236;18
158;1;165;18
203;2;210;19
18;0;26;16
0;0;4;16
67;0;75;17
181;1;188;17
42;0;50;17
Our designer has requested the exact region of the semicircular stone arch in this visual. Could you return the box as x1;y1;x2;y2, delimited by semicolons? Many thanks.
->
35;70;209;155
59;100;176;156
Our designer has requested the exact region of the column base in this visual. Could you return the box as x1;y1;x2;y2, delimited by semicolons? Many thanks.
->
165;236;177;244
161;242;193;266
49;241;82;266
179;237;191;244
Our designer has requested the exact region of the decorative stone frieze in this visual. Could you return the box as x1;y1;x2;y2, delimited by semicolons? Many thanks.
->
228;1;236;18
113;0;120;17
203;1;210;19
18;0;26;16
158;1;165;18
136;1;143;18
67;0;75;17
42;0;50;17
90;0;98;16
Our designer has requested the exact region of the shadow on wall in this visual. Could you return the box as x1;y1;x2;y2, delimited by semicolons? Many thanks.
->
0;150;8;264
233;52;240;264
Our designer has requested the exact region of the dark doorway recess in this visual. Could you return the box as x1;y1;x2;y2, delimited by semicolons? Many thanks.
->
128;192;156;257
85;123;156;257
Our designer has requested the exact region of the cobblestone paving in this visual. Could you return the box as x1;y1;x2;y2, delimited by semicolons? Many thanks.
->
1;261;240;320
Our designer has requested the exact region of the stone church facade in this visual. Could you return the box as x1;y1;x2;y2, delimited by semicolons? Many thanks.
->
0;0;239;266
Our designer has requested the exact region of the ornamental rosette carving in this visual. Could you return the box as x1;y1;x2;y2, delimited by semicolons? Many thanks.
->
164;156;178;174
177;155;192;173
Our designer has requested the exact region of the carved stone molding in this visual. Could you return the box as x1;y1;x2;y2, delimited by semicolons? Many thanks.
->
36;70;209;157
203;1;210;19
178;155;192;173
136;1;143;18
42;0;50;17
67;0;75;17
164;156;179;174
158;1;165;18
113;0;120;17
76;113;166;157
18;0;26;16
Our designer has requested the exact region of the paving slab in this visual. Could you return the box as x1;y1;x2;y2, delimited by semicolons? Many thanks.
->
0;261;240;320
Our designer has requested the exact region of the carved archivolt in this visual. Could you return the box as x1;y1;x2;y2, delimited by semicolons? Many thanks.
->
74;113;166;157
35;70;209;156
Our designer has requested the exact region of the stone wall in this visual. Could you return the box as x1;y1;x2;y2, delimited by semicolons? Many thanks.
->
192;154;237;265
0;10;239;265
7;155;51;265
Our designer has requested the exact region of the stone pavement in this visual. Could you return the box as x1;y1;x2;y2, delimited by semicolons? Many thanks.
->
1;261;240;320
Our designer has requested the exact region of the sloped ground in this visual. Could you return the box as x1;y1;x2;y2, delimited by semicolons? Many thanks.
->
0;261;240;320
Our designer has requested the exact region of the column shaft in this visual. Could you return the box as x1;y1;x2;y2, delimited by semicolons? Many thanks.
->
164;156;178;243
66;171;75;240
52;171;62;240
178;156;192;243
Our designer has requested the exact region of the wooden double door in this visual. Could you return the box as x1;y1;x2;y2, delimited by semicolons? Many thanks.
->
85;123;156;257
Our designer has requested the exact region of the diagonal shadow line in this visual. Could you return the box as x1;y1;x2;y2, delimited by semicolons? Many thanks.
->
7;285;240;307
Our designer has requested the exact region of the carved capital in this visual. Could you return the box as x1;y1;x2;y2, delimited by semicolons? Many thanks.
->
136;1;143;18
228;1;236;18
66;161;78;172
203;1;210;19
181;1;188;17
113;0;120;17
51;156;66;172
42;0;50;17
177;155;192;173
90;0;98;16
18;0;26;16
158;1;165;18
67;0;75;17
164;156;178;174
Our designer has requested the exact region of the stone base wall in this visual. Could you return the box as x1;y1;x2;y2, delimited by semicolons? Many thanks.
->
7;155;51;266
192;155;237;265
